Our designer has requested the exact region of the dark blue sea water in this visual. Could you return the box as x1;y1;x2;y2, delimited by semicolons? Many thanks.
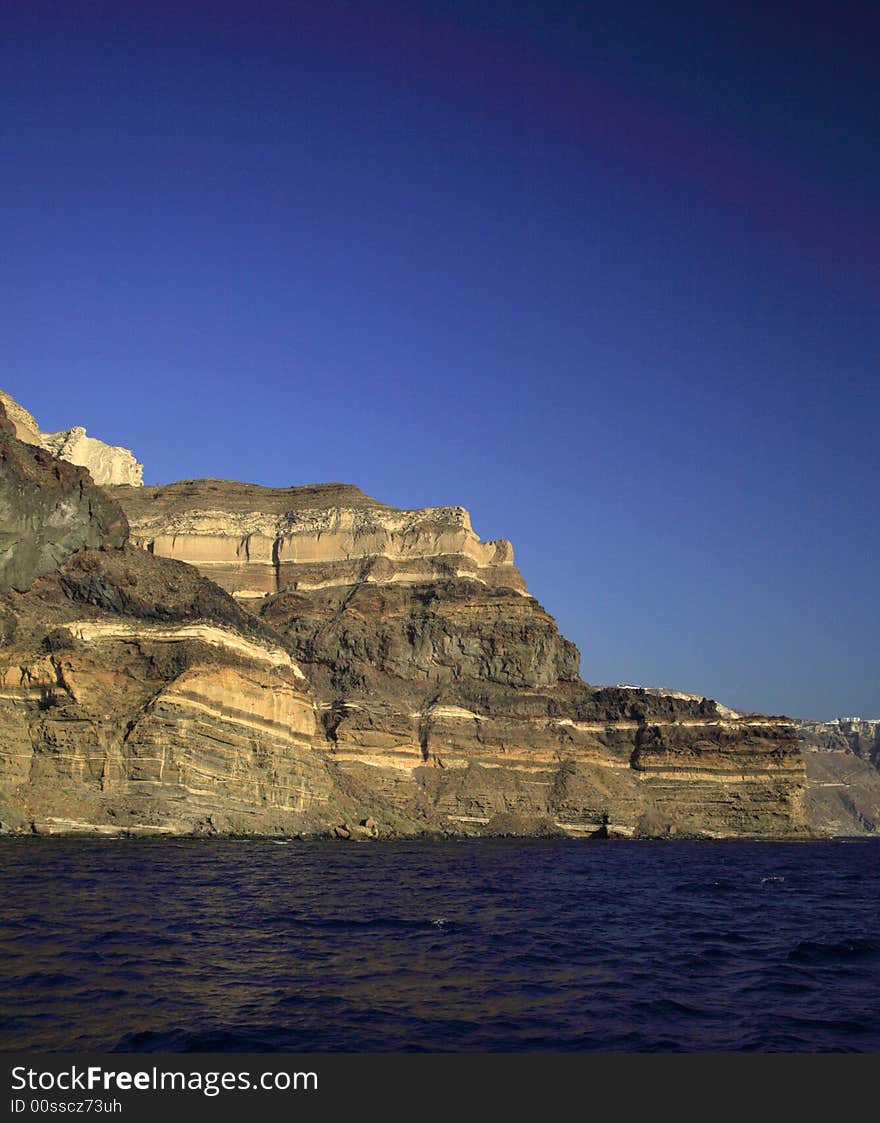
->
1;838;878;1053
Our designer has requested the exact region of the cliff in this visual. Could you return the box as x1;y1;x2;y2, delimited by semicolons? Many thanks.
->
110;471;807;839
798;718;880;766
0;390;143;487
0;409;127;592
0;390;810;838
0;398;341;834
113;480;526;599
797;719;880;835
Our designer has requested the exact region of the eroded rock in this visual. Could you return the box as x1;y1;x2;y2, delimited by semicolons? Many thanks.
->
0;389;814;838
0;390;143;486
0;403;128;593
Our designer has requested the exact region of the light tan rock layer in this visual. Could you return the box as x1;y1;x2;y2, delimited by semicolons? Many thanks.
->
115;481;525;598
41;427;143;486
66;620;305;677
0;633;331;834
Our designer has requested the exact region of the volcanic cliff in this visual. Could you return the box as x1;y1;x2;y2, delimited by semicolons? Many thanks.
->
797;719;880;836
0;391;811;838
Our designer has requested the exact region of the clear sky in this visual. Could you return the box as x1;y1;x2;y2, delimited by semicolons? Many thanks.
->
2;1;878;719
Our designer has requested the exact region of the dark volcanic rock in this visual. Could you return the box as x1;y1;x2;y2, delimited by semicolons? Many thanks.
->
50;545;283;649
261;579;580;694
0;403;128;593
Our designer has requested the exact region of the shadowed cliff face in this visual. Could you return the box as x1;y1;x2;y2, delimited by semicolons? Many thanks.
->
798;720;880;835
261;580;580;693
0;403;128;593
0;391;811;838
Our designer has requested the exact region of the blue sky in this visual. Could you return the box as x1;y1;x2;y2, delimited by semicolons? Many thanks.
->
3;1;878;718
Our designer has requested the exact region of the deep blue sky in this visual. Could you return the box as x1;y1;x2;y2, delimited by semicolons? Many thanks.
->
3;1;878;719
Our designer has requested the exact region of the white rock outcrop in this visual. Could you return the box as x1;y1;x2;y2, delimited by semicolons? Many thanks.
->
0;390;143;486
41;426;143;486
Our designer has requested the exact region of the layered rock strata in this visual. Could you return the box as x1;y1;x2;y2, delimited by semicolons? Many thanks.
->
0;408;329;834
256;582;805;838
113;480;526;598
110;476;809;839
0;618;331;835
0;390;810;838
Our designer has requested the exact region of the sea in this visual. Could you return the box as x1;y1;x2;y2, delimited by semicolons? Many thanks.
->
1;837;878;1053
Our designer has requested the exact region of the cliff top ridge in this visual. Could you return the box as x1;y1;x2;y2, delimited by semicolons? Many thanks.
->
110;478;389;517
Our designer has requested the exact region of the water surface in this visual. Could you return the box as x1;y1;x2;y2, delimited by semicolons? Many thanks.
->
1;838;878;1052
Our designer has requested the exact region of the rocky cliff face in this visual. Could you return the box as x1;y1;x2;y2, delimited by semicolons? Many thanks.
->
0;566;333;837
797;719;880;835
259;580;804;838
0;405;127;592
798;718;880;766
114;480;526;599
109;471;808;839
0;390;143;486
0;390;810;838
